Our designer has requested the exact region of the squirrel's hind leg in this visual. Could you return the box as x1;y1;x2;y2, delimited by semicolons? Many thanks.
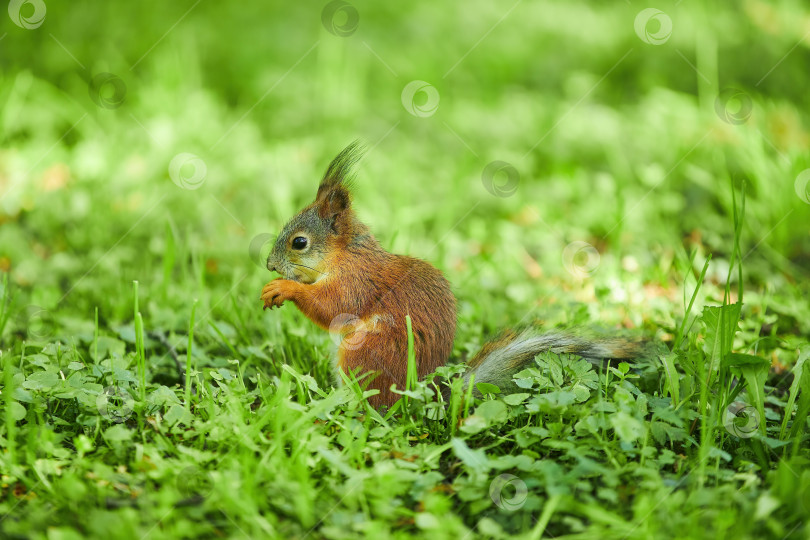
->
336;333;406;408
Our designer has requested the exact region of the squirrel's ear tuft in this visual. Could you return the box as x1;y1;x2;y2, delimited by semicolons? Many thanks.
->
316;140;365;196
315;140;364;222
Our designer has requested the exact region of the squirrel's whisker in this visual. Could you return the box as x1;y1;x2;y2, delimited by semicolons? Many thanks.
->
292;262;325;275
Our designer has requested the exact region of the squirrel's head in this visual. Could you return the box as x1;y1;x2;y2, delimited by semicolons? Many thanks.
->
267;142;367;284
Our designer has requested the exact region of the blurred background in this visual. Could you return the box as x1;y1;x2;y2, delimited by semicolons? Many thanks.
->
1;0;809;359
4;4;810;536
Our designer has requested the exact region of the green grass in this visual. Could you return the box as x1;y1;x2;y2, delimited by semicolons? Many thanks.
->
2;1;810;538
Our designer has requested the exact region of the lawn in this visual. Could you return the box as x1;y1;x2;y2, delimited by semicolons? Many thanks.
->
1;1;810;538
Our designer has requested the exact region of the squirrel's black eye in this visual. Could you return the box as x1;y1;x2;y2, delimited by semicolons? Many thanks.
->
292;236;308;250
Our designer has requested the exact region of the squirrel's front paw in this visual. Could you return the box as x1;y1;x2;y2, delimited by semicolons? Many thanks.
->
261;279;297;310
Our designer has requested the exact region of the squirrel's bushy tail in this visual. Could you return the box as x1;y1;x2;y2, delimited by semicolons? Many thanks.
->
464;326;644;394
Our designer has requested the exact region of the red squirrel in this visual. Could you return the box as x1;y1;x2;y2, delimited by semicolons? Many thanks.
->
261;143;642;407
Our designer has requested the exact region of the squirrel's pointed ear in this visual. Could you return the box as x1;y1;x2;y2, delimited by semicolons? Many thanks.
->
315;184;351;220
315;142;363;222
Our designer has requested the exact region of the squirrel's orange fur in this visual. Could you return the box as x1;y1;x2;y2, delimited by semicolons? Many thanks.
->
261;143;454;407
